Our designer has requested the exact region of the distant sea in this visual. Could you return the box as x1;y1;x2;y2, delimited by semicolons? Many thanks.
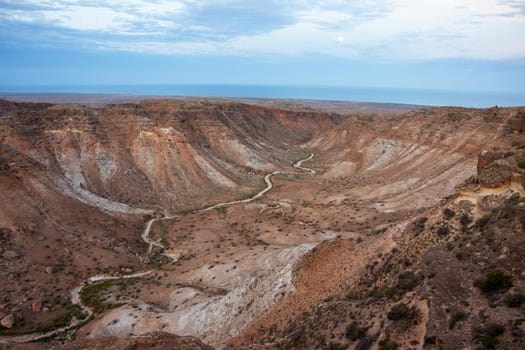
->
1;85;524;108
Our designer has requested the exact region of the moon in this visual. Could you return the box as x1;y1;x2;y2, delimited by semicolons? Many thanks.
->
337;36;345;43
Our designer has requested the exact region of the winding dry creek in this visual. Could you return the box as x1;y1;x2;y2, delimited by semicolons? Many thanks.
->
0;153;316;344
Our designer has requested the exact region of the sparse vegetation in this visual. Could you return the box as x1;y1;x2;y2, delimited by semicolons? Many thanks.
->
354;337;374;350
387;303;420;322
424;336;444;348
443;208;455;219
476;215;491;229
411;217;427;235
0;303;86;336
473;323;505;349
365;271;421;302
345;321;367;341
436;224;449;235
455;251;465;260
2;101;525;348
395;271;420;292
80;279;137;313
326;342;348;350
378;337;399;350
215;206;228;216
515;154;525;169
449;311;468;330
474;271;513;294
459;213;472;231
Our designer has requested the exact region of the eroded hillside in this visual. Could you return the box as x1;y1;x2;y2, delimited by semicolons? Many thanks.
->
0;99;524;350
0;99;338;341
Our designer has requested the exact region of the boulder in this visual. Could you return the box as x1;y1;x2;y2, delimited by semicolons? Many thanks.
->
2;250;18;260
0;313;14;329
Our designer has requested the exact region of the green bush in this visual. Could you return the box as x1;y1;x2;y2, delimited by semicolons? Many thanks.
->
326;342;348;350
448;311;468;330
515;154;525;169
387;303;419;321
411;217;427;234
345;321;367;341
436;225;449;235
473;323;505;349
459;213;472;230
395;271;420;292
355;337;374;350
387;303;409;320
424;336;444;347
378;338;399;350
474;271;513;294
443;208;455;219
476;215;491;229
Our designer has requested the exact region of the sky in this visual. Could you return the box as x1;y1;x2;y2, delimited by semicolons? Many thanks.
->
1;0;525;93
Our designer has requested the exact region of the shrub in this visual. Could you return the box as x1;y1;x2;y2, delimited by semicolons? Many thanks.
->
460;214;472;230
436;225;449;235
355;337;374;350
443;208;455;219
515;154;525;169
378;338;399;350
327;342;348;350
396;271;420;292
476;215;491;229
474;271;513;294
388;303;410;320
411;217;427;234
345;321;367;341
424;336;444;347
387;303;419;321
504;293;525;308
283;323;306;348
449;311;468;330
473;323;505;349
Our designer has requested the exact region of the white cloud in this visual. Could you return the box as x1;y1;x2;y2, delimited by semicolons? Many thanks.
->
342;0;525;59
214;0;525;60
0;0;187;33
42;6;139;32
1;0;525;60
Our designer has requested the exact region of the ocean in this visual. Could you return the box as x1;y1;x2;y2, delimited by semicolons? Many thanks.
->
1;84;524;108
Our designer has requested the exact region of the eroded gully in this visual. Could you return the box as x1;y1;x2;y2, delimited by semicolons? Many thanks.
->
0;153;316;344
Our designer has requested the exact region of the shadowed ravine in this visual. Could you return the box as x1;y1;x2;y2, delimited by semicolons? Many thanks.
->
0;153;316;344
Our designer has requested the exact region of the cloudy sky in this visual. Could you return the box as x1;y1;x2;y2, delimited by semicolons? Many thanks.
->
1;0;525;92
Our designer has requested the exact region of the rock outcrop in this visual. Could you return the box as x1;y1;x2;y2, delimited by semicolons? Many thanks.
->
509;111;525;133
477;149;525;187
477;150;513;186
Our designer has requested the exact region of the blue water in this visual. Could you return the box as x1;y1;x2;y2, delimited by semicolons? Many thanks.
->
1;84;524;108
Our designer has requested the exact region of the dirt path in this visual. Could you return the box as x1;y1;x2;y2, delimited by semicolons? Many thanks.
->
293;152;316;173
202;153;315;212
0;153;316;345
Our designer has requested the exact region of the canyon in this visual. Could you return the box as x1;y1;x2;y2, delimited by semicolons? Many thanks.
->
0;98;524;349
